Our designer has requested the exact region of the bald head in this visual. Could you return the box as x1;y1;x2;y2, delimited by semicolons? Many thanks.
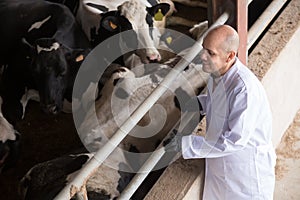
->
204;25;240;54
200;25;240;76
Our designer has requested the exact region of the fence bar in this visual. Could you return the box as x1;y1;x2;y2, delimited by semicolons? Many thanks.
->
117;12;230;200
54;10;229;200
117;111;196;200
247;0;288;50
247;0;254;6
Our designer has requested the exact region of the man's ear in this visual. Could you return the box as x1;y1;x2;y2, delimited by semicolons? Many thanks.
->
226;51;236;63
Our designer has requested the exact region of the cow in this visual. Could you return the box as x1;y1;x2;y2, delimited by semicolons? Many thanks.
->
18;34;210;200
75;0;172;64
19;150;134;200
0;0;91;123
77;51;209;168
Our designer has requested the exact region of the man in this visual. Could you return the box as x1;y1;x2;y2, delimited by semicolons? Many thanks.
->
164;25;276;199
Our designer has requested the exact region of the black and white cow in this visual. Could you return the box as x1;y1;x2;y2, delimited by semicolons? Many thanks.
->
19;150;134;200
0;0;91;122
76;0;171;64
78;52;209;156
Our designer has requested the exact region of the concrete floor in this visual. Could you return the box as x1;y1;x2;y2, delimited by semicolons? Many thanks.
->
274;109;300;200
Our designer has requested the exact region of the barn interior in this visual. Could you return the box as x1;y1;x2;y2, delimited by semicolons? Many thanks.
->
0;0;300;199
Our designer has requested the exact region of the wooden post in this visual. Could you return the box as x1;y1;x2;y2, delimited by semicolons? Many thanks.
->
208;0;248;65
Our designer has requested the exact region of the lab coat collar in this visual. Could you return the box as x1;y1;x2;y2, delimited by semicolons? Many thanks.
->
219;57;242;89
222;57;239;78
208;58;242;93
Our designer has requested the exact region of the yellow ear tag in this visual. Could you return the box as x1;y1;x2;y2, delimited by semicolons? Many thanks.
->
166;36;172;45
109;21;118;29
76;54;84;62
154;9;164;21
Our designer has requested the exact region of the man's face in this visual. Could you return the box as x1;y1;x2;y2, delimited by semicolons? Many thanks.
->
199;34;229;76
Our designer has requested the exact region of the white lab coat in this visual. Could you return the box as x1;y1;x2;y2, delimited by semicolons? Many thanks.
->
182;58;276;200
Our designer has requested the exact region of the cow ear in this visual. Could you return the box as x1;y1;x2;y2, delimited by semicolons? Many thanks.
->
147;3;170;20
101;15;119;32
66;49;90;64
64;48;89;76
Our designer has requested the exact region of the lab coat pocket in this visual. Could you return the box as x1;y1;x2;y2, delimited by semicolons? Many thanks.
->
224;150;258;199
255;146;276;198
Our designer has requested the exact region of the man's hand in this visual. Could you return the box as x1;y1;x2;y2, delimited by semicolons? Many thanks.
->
163;129;183;153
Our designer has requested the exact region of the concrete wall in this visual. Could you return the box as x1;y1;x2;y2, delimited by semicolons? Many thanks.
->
262;26;300;147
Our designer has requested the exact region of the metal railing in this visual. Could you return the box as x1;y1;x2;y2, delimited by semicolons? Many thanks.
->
247;0;289;50
54;10;230;200
117;11;230;200
54;0;289;197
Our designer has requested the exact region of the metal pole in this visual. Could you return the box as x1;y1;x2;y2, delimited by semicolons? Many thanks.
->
54;10;230;200
118;149;166;200
247;0;288;50
117;112;196;200
247;0;254;6
236;0;248;65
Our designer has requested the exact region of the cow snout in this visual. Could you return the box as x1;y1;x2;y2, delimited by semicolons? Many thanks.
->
135;48;161;63
147;53;161;62
146;48;162;63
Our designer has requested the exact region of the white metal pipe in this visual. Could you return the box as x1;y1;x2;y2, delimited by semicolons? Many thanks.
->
117;111;197;200
248;0;254;6
247;0;288;50
117;148;166;200
54;10;229;200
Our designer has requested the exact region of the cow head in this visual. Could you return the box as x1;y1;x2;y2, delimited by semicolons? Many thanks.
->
86;0;170;64
92;11;138;51
117;1;170;63
22;37;88;114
